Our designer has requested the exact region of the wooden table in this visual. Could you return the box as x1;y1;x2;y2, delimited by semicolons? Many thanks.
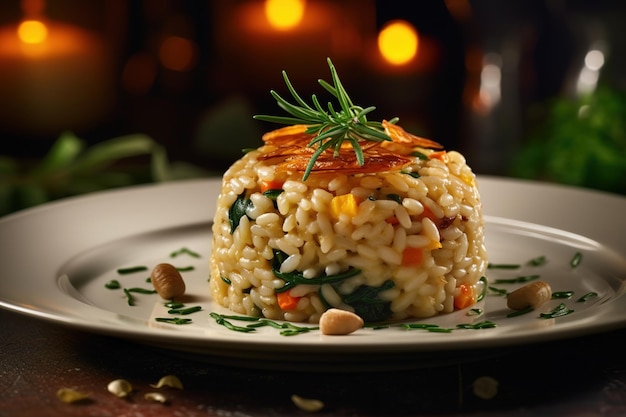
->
1;307;625;417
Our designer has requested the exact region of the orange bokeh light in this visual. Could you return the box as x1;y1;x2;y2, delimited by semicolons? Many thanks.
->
159;35;196;72
17;20;48;44
264;0;306;30
377;20;419;66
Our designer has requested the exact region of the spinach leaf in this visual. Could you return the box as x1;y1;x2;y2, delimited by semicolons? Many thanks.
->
271;250;361;292
342;280;395;322
228;191;253;234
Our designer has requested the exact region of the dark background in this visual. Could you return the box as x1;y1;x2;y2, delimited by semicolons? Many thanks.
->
1;0;625;215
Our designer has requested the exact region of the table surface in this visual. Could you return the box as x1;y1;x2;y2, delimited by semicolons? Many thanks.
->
1;308;625;417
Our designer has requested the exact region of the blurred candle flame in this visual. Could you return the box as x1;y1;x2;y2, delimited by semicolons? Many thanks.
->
17;20;47;45
264;0;306;30
378;20;418;66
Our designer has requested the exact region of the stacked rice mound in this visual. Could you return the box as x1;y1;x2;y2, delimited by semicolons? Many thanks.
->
210;122;487;323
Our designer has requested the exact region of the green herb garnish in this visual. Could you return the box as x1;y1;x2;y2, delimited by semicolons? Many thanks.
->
401;170;420;178
551;291;574;299
271;250;361;292
228;191;253;233
164;301;185;309
123;288;134;306
209;312;258;333
155;317;193;325
577;292;598;302
487;263;520;270
247;319;318;336
467;308;483;316
527;255;547;266
487;286;508;296
168;306;202;315
117;266;148;275
105;280;121;289
126;287;156;294
570;252;583;268
539;303;574;319
341;280;395;323
254;58;396;181
493;275;540;284
476;276;488;302
411;150;429;160
170;247;201;258
456;321;497;329
386;193;402;204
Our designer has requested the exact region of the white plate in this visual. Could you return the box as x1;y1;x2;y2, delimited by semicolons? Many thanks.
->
1;177;625;371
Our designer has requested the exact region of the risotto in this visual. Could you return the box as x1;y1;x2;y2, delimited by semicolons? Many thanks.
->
210;60;487;324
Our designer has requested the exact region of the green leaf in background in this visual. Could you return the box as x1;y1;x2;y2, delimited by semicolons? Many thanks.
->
33;131;84;175
0;131;212;217
512;86;626;195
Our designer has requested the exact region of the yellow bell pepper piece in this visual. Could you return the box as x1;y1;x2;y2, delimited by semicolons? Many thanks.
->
329;194;360;219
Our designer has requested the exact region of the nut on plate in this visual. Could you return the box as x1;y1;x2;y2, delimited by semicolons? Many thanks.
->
507;281;552;310
151;263;186;300
319;308;364;335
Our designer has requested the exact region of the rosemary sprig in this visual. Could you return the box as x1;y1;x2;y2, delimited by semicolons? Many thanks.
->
254;57;398;180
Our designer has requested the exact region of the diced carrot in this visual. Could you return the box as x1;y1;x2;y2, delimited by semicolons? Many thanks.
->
429;150;449;162
454;284;475;310
260;180;284;193
329;194;360;219
277;290;301;311
385;215;399;225
420;206;438;223
401;247;423;266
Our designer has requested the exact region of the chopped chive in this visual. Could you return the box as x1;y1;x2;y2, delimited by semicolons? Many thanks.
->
570;252;583;268
117;266;148;275
164;301;185;309
488;286;508;296
176;266;195;272
467;308;483;316
426;327;454;333
551;291;574;299
577;292;598;302
488;263;520;270
127;287;157;294
539;303;574;319
494;275;540;284
123;288;134;306
246;319;317;336
170;247;201;258
210;312;256;332
456;321;496;329
155;317;193;325
402;323;441;330
105;280;121;289
221;276;232;285
527;255;547;266
476;276;488;302
219;314;260;322
168;306;202;315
